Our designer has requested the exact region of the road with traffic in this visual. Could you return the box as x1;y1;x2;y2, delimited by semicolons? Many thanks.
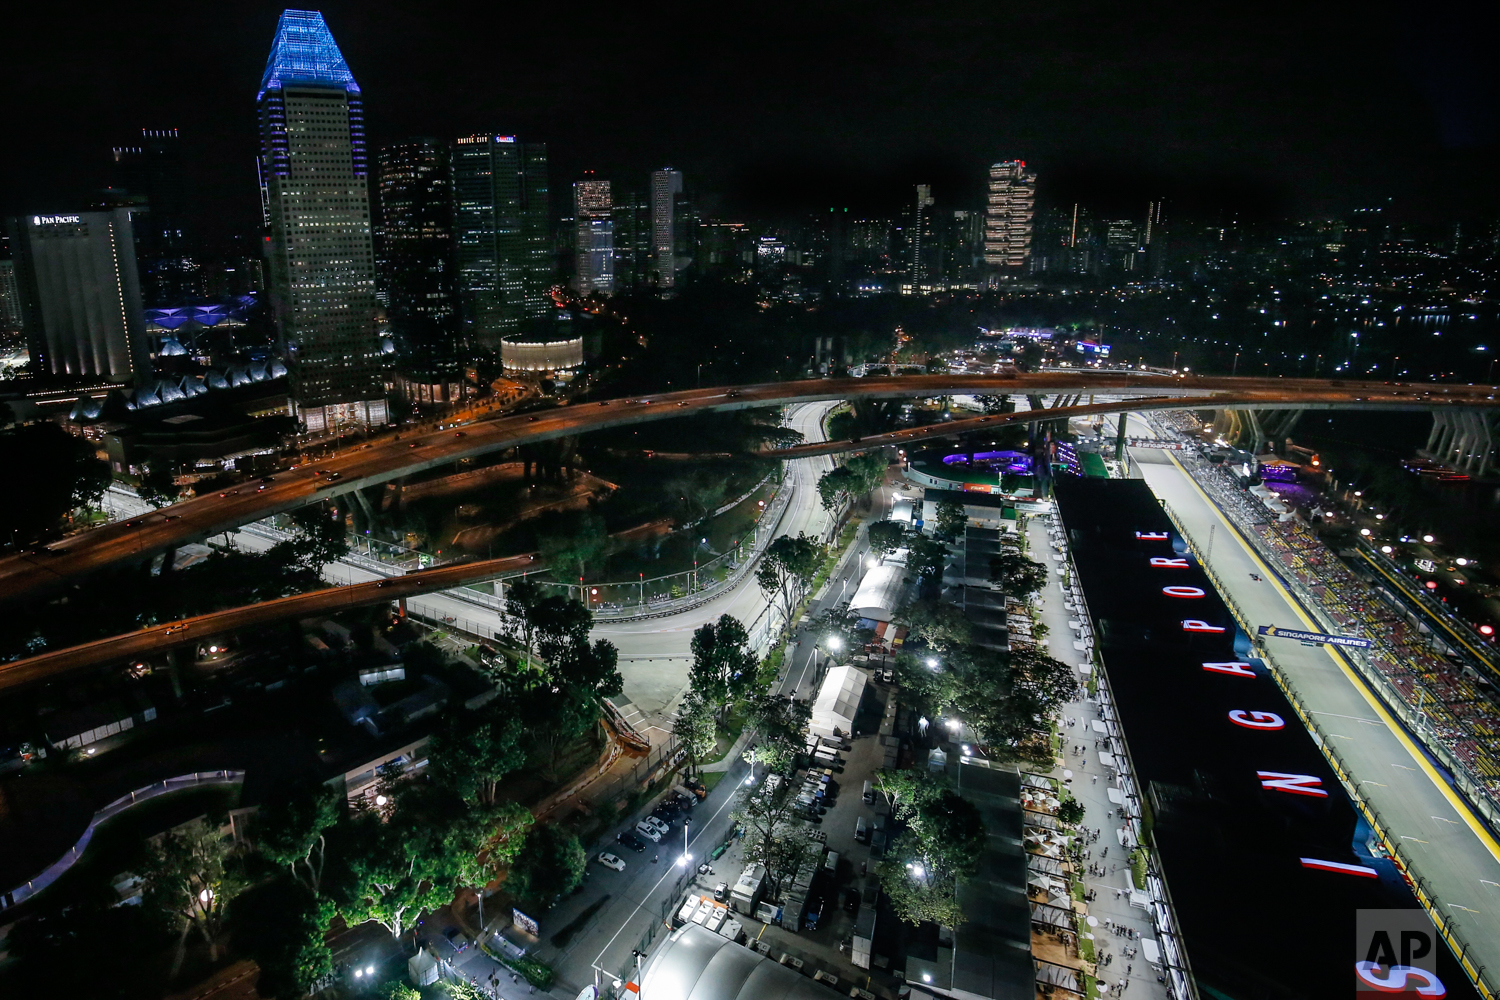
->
6;373;1495;602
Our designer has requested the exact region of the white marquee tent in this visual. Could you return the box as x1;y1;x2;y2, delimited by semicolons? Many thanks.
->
810;665;868;738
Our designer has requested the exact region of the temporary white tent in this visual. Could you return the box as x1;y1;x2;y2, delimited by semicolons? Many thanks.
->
848;561;908;623
810;665;868;738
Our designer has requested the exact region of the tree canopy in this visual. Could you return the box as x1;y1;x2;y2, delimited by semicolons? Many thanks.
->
990;550;1047;598
0;421;110;544
933;501;967;541
504;823;586;906
866;519;907;559
534;509;609;583
689;614;760;717
756;533;822;628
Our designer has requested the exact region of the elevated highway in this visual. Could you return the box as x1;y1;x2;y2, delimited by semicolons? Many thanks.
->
4;374;1495;602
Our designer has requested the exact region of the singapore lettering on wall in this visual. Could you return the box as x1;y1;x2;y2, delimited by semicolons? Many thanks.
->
1139;528;1448;995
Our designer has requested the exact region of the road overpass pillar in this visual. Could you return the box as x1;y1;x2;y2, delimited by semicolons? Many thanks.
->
397;596;407;617
1115;413;1128;462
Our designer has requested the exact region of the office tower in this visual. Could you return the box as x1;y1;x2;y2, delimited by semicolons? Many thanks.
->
111;130;197;307
257;9;385;431
650;169;683;287
378;139;463;404
573;177;614;296
610;191;650;292
6;211;152;383
983;160;1037;270
451;135;551;346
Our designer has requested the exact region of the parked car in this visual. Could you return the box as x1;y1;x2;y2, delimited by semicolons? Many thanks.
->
596;852;627;872
634;821;663;843
616;831;646;852
643;815;670;837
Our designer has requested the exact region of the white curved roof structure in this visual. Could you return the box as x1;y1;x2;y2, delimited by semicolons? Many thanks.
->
638;923;836;1000
848;559;908;623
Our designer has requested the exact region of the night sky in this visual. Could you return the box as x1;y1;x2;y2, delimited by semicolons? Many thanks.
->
3;0;1496;234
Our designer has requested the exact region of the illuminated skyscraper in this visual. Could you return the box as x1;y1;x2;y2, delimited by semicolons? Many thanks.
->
983;160;1037;270
574;177;614;296
451;135;551;346
906;184;937;291
650;168;683;287
257;9;385;431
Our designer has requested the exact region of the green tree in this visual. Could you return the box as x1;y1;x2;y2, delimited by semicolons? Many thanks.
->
229;877;334;999
933;501;967;541
428;712;526;806
756;533;822;629
378;983;422;1000
900;600;971;652
535;509;608;583
846;451;888;495
140;819;249;978
809;604;876;657
504;823;586;906
742;693;812;776
137;459;180;508
689;614;761;716
254;784;341;895
502;578;547;672
673;693;718;775
817;466;860;512
0;421;110;544
877;855;967;927
905;534;948;581
990;550;1047;598
1057;799;1086;827
285;505;350;569
874;772;985;927
666;469;730;524
973;394;1013;415
866;519;907;560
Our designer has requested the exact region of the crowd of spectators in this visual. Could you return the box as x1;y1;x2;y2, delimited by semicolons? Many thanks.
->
1153;410;1500;811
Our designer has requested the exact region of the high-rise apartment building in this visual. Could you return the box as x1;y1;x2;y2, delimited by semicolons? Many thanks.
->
257;9;385;431
983;160;1037;270
378;139;462;403
1106;219;1142;271
451;135;551;346
907;184;937;291
573;177;613;296
650;169;683;287
6;210;152;383
1144;199;1168;277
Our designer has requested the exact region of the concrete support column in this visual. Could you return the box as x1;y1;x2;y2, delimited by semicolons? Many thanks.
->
1425;411;1448;454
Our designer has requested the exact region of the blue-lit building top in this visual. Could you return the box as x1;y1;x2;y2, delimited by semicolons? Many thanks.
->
258;9;360;97
258;10;366;180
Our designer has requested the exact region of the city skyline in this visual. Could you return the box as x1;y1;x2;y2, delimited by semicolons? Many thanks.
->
2;1;1495;236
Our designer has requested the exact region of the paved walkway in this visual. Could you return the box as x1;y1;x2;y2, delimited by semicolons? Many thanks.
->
1027;515;1171;1000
